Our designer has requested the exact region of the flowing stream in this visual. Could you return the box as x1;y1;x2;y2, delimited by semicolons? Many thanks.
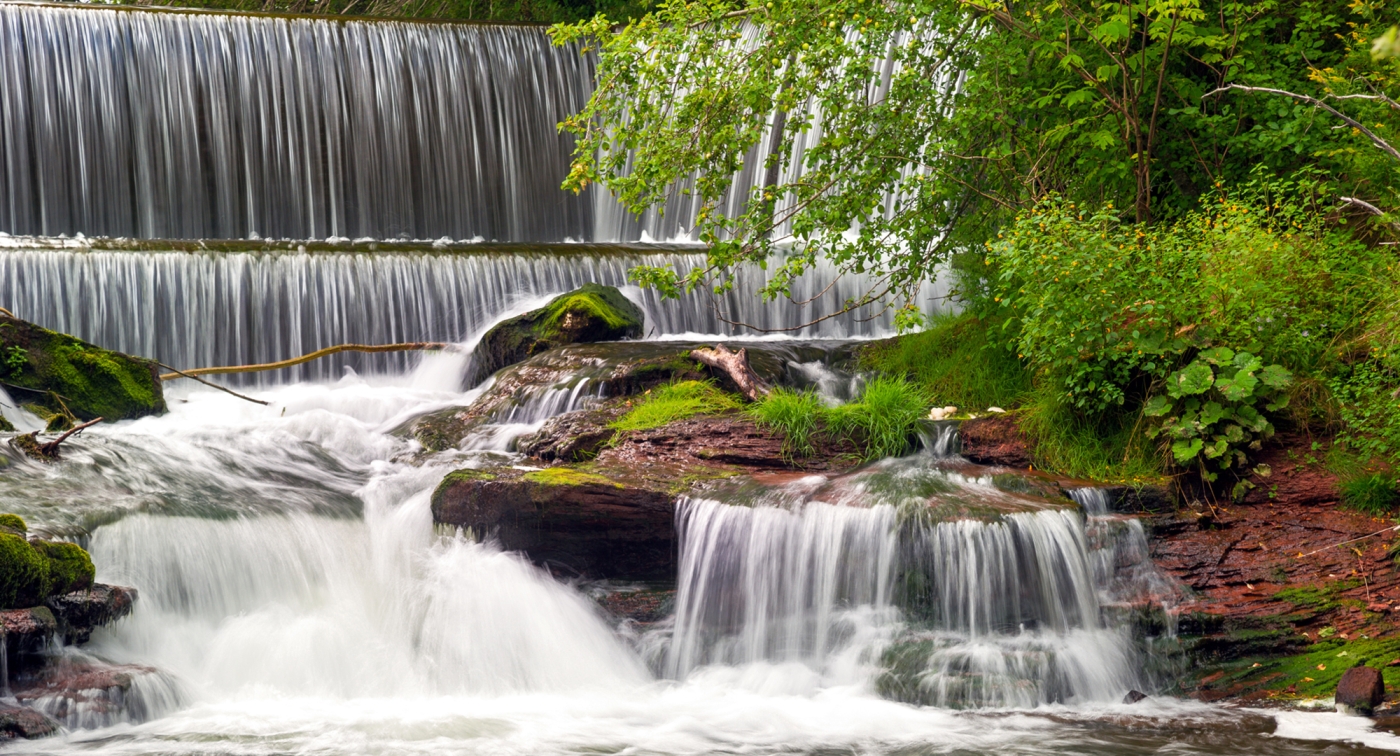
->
0;3;1396;753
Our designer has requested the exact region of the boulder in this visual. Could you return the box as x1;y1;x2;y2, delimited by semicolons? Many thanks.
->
467;284;643;385
0;702;59;739
432;467;674;580
0;314;165;422
1336;665;1385;714
46;584;137;644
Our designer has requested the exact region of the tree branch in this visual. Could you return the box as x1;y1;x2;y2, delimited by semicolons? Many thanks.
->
1203;84;1400;163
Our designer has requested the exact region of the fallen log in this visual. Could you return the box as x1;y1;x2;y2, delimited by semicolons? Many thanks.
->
691;344;769;401
159;342;455;380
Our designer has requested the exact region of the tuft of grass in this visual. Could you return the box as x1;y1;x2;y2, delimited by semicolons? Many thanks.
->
750;377;929;462
1340;474;1400;516
749;388;825;458
859;312;1030;411
609;380;741;433
1015;384;1163;482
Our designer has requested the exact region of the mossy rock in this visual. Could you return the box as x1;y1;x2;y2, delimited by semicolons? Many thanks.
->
0;514;26;538
0;315;165;421
0;534;49;609
32;541;95;595
468;284;643;385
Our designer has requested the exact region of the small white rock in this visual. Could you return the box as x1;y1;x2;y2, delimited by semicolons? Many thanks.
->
927;405;959;421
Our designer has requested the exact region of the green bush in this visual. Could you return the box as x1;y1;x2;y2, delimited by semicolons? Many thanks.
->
0;534;49;609
609;380;741;432
0;514;26;536
32;541;95;596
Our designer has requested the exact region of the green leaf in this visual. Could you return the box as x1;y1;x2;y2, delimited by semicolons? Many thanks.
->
1143;395;1174;417
1258;364;1293;389
1216;370;1258;402
1171;438;1204;464
1169;361;1214;398
1232;352;1263;374
1198;401;1225;426
1198;347;1234;366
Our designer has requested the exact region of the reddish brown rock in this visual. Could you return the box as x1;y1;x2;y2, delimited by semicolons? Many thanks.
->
958;415;1032;468
1336;666;1385;712
0;702;58;739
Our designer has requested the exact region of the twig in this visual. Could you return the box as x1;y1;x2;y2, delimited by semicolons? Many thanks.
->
1297;524;1400;559
156;363;270;406
39;417;102;456
1203;84;1400;163
159;342;454;380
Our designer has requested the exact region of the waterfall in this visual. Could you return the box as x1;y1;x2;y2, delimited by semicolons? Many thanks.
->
0;4;593;241
667;478;1161;708
0;243;946;380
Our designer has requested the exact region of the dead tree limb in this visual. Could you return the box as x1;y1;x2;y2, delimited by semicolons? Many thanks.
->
14;417;103;461
1203;84;1400;163
156;363;269;406
691;344;769;401
159;342;455;380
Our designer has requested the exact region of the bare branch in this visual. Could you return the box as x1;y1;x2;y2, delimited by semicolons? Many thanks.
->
1204;84;1400;163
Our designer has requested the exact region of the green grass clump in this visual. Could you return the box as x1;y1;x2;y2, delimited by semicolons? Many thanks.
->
1340;474;1400;516
0;533;49;609
750;376;930;462
829;377;931;461
32;541;94;595
610;380;741;432
859;312;1030;411
1015;385;1164;482
749;388;825;458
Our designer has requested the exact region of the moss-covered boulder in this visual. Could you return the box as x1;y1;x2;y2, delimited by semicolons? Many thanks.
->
467;284;643;385
32;541;95;595
0;534;50;609
0;314;165;421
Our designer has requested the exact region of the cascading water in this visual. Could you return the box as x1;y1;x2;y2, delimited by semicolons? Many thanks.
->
0;243;946;380
0;4;593;241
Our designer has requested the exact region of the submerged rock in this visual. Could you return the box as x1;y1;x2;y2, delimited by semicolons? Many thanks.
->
467;284;644;385
0;313;165;421
0;701;59;739
14;657;179;730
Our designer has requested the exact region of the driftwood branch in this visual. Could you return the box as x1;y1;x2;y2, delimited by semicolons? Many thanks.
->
156;363;269;406
14;417;103;461
159;342;454;380
691;344;769;401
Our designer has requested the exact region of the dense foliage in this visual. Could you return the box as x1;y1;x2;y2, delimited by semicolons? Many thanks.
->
555;0;1400;486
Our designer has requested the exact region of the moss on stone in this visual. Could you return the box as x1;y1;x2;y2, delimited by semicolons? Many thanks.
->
0;415;13;433
0;534;49;609
0;315;165;421
469;284;644;384
523;467;623;488
1194;636;1400;702
32;541;94;595
0;515;26;537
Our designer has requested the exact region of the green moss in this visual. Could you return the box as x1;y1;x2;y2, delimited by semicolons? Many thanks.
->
0;514;26;536
0;415;12;433
610;380;742;432
523;467;624;488
1273;580;1362;613
1198;636;1400;702
0;315;164;421
539;285;642;337
0;534;49;609
32;541;94;595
